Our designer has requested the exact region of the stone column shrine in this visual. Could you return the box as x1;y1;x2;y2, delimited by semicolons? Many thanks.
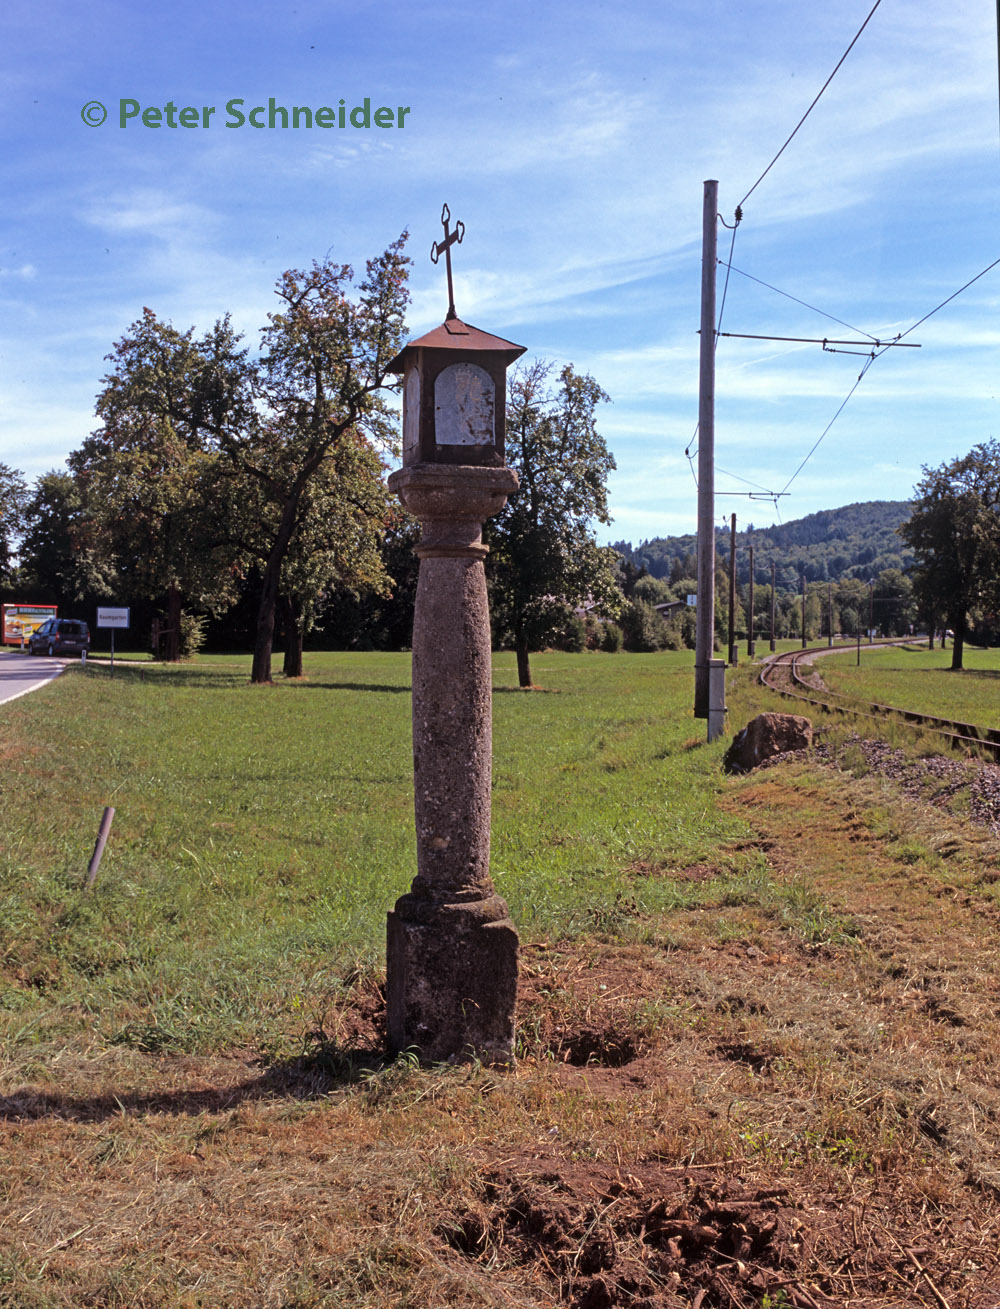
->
385;207;525;1063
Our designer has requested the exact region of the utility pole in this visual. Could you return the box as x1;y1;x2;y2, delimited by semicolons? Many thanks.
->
869;580;874;643
828;582;833;647
747;543;755;657
694;179;718;718
769;561;776;652
728;512;738;666
801;573;807;648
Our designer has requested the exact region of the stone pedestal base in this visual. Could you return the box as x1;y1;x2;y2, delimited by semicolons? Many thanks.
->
387;893;518;1064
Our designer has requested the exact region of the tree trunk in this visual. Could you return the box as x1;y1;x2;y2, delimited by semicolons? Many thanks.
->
166;585;182;662
251;566;278;683
280;595;304;678
950;615;965;671
515;633;532;689
250;494;302;684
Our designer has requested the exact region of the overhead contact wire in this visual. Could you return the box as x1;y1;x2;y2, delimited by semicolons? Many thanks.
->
780;254;1000;491
896;255;1000;341
739;0;884;209
720;263;878;341
780;355;876;494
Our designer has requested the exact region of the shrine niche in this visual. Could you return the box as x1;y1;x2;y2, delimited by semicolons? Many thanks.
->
389;206;523;470
434;361;495;446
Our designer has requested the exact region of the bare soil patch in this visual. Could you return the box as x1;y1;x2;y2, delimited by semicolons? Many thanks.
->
439;1154;1000;1308
440;1161;806;1308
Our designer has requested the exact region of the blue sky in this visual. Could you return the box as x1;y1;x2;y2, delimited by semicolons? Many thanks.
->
1;0;998;545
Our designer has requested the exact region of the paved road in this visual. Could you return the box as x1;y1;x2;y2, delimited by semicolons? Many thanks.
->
0;649;69;705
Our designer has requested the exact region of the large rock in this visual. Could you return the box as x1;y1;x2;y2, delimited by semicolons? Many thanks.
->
724;712;813;774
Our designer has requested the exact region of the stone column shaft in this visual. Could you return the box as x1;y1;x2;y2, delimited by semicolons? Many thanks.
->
386;464;519;1064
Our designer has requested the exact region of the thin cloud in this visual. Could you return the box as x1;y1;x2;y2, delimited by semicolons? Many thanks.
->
81;190;220;241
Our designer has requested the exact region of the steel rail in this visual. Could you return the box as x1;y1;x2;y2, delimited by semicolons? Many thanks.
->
758;642;1000;759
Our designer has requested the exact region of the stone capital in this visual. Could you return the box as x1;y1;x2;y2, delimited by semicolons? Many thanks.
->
388;463;518;534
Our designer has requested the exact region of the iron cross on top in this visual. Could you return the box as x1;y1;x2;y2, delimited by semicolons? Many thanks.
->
430;203;464;321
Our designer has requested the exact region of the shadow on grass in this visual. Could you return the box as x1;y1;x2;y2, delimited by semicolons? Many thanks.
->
933;667;1000;681
276;680;411;694
493;685;561;694
80;665;564;696
80;665;248;690
0;1042;397;1123
80;666;412;693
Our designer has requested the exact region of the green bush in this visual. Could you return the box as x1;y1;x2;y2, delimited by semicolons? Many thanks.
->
556;612;587;653
179;611;207;659
599;621;624;653
540;604;587;653
621;600;668;653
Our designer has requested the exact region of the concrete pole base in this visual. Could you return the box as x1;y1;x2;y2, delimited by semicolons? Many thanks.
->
707;658;727;743
387;893;518;1064
693;661;709;719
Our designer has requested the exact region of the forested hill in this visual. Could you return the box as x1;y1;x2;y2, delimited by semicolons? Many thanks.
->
613;500;915;589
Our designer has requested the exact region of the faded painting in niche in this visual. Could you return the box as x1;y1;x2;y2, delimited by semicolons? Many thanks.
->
434;363;494;446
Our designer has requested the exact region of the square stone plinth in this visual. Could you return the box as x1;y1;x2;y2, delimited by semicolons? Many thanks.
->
386;899;518;1064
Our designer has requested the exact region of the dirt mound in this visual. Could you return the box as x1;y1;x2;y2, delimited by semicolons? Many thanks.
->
441;1161;810;1307
442;1154;1000;1306
724;713;814;774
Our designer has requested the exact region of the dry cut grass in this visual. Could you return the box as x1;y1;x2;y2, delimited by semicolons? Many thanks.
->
2;751;1000;1305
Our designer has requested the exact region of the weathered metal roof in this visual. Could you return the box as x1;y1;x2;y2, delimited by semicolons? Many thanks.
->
387;318;526;374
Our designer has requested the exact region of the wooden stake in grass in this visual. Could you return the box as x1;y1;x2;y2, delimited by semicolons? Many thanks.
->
84;806;115;889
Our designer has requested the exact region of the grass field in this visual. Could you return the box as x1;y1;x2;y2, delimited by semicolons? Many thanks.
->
2;648;1000;1306
0;651;748;1064
814;643;1000;728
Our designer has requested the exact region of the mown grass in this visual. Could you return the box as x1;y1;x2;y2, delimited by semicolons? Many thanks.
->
0;649;754;1065
818;642;1000;726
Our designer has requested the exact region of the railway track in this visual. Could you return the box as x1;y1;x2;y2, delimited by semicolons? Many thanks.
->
758;641;1000;760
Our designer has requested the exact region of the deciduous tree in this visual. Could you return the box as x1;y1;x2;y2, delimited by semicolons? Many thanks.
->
0;463;29;588
19;471;113;606
71;311;250;659
216;429;394;677
871;568;915;637
898;441;1000;670
76;233;410;676
223;236;410;682
486;361;621;688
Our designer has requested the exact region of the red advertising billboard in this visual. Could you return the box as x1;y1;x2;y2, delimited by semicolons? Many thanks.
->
2;603;58;646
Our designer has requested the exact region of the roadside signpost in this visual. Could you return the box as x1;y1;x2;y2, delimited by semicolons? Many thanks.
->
97;607;130;674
